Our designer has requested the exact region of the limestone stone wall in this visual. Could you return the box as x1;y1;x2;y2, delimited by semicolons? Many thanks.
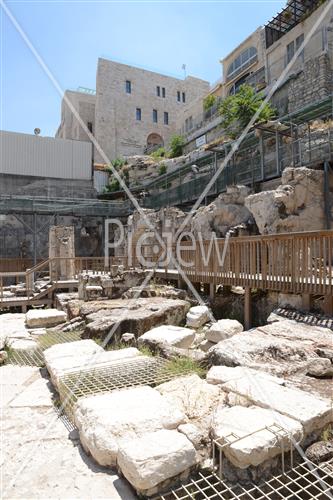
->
0;214;105;260
288;53;333;113
94;59;210;162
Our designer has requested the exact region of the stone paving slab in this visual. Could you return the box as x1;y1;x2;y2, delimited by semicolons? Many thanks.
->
1;364;136;499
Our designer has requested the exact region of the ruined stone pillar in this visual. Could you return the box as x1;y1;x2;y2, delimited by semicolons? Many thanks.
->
49;226;75;281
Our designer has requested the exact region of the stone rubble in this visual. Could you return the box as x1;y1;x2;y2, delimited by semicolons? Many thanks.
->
74;386;187;467
205;319;243;343
222;376;332;435
117;429;197;496
211;405;303;468
186;305;211;328
138;324;196;349
26;308;67;328
82;297;191;339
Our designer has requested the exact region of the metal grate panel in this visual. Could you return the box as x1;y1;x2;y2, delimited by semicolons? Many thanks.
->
6;329;82;367
155;459;333;499
58;355;194;421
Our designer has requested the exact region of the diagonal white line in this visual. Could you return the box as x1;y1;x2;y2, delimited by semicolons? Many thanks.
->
175;0;333;238
3;1;331;497
0;0;214;312
2;268;156;497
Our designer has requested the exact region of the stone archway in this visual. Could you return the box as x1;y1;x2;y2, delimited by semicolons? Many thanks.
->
147;133;164;148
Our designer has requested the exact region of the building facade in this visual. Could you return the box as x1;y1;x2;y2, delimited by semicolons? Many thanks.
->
179;0;333;151
57;59;210;163
56;88;96;142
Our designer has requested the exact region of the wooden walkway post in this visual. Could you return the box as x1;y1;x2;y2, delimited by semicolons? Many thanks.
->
244;287;252;330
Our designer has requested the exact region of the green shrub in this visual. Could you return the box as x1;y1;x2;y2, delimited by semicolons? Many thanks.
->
107;178;120;192
219;84;276;137
111;157;127;170
150;147;166;160
158;163;167;175
168;135;185;158
203;94;216;111
161;356;207;378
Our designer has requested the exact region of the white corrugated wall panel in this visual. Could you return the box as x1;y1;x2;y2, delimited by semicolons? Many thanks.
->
93;170;109;193
0;130;92;180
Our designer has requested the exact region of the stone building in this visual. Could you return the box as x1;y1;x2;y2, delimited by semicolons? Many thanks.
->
265;0;333;114
56;59;210;163
220;27;266;97
56;88;96;142
179;0;333;152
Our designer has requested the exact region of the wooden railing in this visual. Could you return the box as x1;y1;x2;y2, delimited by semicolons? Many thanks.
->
1;230;332;301
175;230;333;295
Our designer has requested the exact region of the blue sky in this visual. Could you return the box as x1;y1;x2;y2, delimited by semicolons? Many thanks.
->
1;0;285;137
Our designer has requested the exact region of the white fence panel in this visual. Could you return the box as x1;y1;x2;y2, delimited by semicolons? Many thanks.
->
0;130;92;180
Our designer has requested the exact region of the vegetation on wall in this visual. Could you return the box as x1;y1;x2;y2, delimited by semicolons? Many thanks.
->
203;94;216;111
219;84;276;138
150;147;167;160
158;163;167;175
168;135;185;158
104;157;129;192
150;135;185;160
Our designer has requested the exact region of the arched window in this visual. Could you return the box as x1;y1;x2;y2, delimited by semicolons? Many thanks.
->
227;47;257;81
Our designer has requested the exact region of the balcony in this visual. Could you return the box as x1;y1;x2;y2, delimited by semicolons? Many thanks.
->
265;0;324;49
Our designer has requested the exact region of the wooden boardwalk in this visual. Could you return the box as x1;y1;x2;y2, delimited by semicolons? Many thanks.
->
1;230;332;321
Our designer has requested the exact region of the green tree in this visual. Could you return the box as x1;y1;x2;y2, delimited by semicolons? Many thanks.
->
168;135;185;158
203;94;216;111
219;85;276;137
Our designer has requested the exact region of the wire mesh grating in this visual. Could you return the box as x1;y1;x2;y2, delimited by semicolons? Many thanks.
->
6;329;82;366
154;459;333;499
58;355;195;421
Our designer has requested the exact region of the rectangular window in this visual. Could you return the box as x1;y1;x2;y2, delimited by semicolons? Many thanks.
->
126;80;131;94
164;111;169;125
136;108;141;121
182;92;186;103
153;109;158;123
177;91;181;102
162;87;166;98
157;86;160;97
296;34;304;61
286;41;295;64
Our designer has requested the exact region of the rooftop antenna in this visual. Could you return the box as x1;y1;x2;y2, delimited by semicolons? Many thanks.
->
182;64;186;79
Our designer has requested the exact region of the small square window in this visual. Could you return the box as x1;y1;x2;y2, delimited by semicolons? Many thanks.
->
157;86;160;97
162;87;166;98
136;108;141;121
182;92;186;103
177;91;181;102
164;112;169;125
126;80;131;94
153;109;158;123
